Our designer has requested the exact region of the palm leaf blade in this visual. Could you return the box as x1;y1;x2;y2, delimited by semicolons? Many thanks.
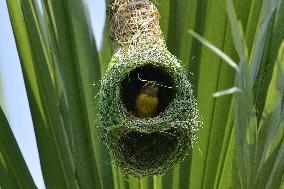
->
0;107;36;189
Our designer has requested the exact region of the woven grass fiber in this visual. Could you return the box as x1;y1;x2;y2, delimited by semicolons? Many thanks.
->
99;0;201;177
99;45;200;176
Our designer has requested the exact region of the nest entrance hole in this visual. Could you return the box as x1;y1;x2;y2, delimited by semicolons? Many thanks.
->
121;65;176;116
119;129;179;170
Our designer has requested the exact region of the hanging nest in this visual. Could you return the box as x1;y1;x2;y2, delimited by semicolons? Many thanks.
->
98;0;201;177
99;45;200;176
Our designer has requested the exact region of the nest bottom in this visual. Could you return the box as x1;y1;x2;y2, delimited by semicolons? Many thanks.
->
119;129;178;170
106;125;191;177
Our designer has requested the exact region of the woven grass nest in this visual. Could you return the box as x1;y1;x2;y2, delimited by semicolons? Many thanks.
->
99;45;200;177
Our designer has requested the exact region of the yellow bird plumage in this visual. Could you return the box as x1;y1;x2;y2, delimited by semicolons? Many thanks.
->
134;82;159;118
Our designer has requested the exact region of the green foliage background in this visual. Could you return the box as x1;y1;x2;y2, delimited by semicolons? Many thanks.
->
0;0;284;189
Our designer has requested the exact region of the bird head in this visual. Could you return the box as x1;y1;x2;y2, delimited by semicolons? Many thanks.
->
141;81;159;96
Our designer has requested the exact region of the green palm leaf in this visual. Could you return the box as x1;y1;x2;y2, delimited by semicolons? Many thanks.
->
0;107;36;188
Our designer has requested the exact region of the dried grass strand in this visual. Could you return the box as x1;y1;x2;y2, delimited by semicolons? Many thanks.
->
109;0;165;48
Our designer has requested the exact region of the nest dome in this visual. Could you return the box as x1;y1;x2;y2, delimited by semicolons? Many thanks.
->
99;46;200;176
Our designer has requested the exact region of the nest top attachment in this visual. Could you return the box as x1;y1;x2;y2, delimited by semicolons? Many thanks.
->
99;46;201;176
109;0;165;48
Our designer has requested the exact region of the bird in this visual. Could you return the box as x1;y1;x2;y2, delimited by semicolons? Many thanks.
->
134;81;160;118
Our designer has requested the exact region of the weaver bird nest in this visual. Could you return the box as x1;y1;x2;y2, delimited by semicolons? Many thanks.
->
99;46;200;176
98;0;201;177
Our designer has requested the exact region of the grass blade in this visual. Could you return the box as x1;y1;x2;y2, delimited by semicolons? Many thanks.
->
41;0;111;187
99;0;113;75
188;2;236;188
63;0;115;188
153;175;162;189
265;138;284;189
226;0;258;187
212;87;242;97
249;0;280;82
7;1;77;188
245;0;264;54
156;0;170;41
188;30;239;72
254;41;284;189
213;103;235;189
166;0;197;68
0;107;36;188
226;0;249;63
253;0;284;120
